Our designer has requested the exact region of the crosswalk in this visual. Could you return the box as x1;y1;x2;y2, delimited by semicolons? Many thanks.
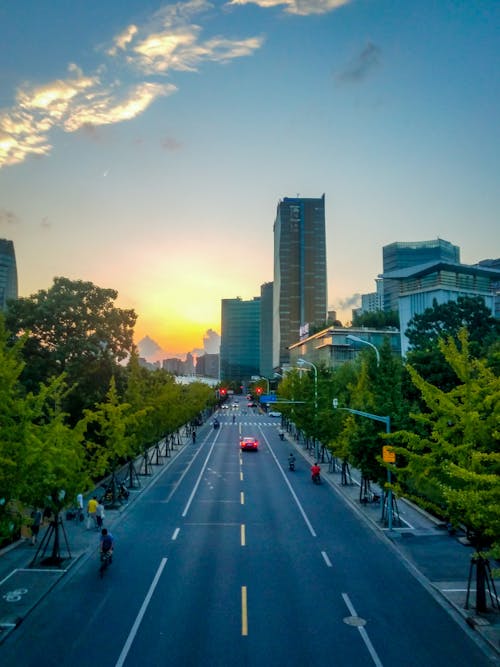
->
217;422;280;427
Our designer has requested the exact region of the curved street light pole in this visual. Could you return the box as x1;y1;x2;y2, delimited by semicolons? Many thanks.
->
298;358;319;460
346;334;380;366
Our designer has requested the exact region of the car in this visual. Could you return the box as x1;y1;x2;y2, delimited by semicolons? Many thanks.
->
240;436;259;451
247;402;257;407
268;411;281;417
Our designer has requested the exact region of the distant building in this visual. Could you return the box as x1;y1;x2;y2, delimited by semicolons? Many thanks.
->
476;258;500;318
259;281;274;379
220;296;261;382
359;278;384;314
163;358;184;375
273;195;327;368
196;353;219;379
382;260;500;355
0;239;18;310
289;326;401;369
382;239;460;312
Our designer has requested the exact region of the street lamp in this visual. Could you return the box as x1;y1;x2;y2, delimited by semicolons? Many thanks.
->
333;399;394;532
346;334;380;366
298;358;319;460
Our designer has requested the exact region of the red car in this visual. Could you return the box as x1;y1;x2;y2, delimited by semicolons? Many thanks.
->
240;437;259;451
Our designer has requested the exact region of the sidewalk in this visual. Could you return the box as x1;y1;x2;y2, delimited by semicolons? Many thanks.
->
0;433;190;644
290;435;500;659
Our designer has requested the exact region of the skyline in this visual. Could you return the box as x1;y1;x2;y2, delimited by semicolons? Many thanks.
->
1;1;498;356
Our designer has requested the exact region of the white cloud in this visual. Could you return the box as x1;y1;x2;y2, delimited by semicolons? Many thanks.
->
0;0;264;168
228;0;351;16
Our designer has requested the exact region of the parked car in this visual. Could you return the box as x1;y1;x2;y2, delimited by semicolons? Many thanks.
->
240;436;259;451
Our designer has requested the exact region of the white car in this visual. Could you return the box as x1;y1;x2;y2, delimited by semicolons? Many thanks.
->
268;411;281;418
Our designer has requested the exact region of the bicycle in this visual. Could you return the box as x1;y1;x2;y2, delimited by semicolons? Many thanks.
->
99;550;113;578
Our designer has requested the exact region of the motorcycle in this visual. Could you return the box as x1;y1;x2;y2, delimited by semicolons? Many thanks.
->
279;431;285;441
312;472;321;484
288;459;295;471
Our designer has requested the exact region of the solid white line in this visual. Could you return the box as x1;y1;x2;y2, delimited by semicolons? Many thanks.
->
115;558;168;667
321;551;332;567
260;429;317;538
342;593;384;667
182;435;219;517
171;528;180;541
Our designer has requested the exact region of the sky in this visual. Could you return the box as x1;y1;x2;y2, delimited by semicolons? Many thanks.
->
0;0;498;358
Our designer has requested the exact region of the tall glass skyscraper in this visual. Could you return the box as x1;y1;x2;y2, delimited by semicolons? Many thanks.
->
273;195;327;368
0;239;18;310
382;238;460;312
220;297;261;382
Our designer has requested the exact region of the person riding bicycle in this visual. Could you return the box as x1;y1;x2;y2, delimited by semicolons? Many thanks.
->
100;528;114;563
311;462;321;482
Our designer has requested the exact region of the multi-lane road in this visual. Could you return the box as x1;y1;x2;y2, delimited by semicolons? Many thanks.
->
1;402;496;666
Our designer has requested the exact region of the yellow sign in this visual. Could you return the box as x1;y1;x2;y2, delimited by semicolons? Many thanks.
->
383;446;396;463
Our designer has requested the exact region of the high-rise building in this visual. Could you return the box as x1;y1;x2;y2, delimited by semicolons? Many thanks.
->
273;195;327;368
259;281;273;379
382;239;460;312
220;297;261;382
0;239;18;310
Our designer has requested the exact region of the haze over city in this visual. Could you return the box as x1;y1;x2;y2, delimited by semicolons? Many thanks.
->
1;0;498;357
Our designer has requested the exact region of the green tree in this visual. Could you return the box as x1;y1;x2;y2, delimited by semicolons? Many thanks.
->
5;277;137;421
352;310;399;329
405;296;499;391
389;330;500;610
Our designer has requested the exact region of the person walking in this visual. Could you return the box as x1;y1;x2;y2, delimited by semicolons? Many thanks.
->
31;508;42;545
95;500;105;529
87;496;98;530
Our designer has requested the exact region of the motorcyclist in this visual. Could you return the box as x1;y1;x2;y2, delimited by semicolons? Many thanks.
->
288;453;296;469
100;528;114;563
311;462;321;483
279;429;285;440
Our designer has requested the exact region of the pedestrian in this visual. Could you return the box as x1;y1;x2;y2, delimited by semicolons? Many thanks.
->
76;492;84;521
87;496;98;530
95;499;105;529
30;508;42;545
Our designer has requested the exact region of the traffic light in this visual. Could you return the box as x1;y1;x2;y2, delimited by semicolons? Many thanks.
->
256;387;263;395
220;388;227;396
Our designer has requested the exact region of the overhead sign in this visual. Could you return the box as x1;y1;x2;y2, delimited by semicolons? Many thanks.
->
260;394;277;403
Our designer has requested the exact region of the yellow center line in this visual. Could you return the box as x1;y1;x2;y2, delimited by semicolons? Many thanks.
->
241;524;246;546
241;586;248;636
240;491;245;505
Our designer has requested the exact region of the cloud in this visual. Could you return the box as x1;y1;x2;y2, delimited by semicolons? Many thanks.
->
227;0;351;16
337;293;361;309
336;42;382;83
0;0;263;169
0;208;20;225
162;136;183;151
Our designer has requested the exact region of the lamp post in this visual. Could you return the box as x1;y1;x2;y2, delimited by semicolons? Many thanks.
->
332;399;394;532
298;358;319;460
346;334;380;366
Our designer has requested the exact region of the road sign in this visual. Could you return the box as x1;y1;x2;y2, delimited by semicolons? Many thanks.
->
382;446;396;463
260;394;276;403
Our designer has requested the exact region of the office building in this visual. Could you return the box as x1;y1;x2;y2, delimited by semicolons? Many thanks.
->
0;239;18;310
382;260;500;356
273;195;327;368
382;239;459;312
220;297;261;382
259;282;273;379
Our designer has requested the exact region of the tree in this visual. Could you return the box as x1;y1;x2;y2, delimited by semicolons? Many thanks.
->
352;310;399;329
6;277;137;421
389;329;500;611
405;296;499;391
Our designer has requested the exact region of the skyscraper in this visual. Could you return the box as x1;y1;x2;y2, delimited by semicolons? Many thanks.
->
259;281;273;379
0;239;18;310
220;297;261;382
273;195;327;368
382;238;460;312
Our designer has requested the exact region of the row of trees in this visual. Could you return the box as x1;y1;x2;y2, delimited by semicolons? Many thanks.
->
0;278;216;544
276;297;500;563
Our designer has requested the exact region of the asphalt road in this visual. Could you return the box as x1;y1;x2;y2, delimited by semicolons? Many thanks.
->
0;407;495;666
